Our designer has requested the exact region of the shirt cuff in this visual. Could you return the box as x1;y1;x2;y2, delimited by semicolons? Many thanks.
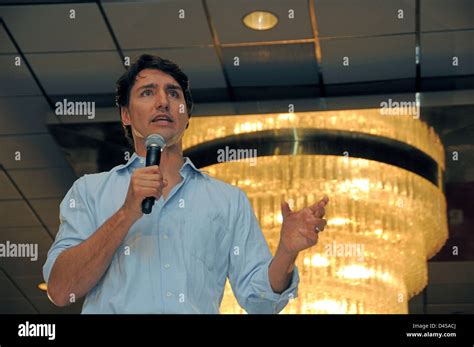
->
252;258;300;313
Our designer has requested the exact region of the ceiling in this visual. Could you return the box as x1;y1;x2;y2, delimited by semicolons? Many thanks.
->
0;0;473;314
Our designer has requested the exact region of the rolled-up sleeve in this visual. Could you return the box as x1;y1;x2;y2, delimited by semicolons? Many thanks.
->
227;189;299;314
43;176;97;284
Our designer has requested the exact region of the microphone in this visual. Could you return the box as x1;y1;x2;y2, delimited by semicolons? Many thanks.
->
141;134;166;214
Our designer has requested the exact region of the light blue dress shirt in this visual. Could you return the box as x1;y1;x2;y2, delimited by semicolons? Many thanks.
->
43;153;299;314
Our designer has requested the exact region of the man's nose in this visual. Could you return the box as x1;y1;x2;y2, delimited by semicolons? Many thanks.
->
154;89;169;110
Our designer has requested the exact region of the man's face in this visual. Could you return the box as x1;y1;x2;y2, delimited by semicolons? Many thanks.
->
121;68;189;147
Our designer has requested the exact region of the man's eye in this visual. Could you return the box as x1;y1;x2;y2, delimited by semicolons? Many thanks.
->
169;90;179;98
141;90;153;96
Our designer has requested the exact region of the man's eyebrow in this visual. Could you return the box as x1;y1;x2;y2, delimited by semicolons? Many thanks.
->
135;83;182;92
166;84;182;91
136;83;158;91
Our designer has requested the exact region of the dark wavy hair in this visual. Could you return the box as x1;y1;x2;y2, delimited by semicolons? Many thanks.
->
115;54;193;145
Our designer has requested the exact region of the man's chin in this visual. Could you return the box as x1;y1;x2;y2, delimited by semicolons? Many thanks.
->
143;128;168;138
145;131;181;147
134;126;184;147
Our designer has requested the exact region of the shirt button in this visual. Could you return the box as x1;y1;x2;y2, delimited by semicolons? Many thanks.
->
163;234;168;240
164;263;170;268
139;158;144;164
260;293;266;299
166;292;172;297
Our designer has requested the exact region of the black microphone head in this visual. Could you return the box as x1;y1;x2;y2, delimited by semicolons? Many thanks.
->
145;134;166;149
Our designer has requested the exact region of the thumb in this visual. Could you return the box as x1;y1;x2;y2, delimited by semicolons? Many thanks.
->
281;201;292;219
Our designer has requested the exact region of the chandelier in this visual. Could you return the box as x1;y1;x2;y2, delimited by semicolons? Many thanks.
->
183;110;448;314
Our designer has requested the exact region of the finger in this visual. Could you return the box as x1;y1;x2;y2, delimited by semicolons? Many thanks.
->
314;225;325;232
314;206;325;218
308;203;318;214
305;215;320;225
298;228;318;244
138;187;163;199
134;179;165;188
134;173;163;182
315;219;328;230
321;195;329;205
309;198;328;214
308;204;325;218
281;201;292;219
138;165;162;174
307;217;327;232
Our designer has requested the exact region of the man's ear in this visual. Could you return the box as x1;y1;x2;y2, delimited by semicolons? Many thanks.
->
120;106;131;126
185;114;190;129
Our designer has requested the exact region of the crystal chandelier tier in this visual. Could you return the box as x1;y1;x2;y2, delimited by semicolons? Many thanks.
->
183;110;447;314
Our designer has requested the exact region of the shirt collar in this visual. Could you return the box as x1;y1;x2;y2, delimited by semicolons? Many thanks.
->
118;152;208;177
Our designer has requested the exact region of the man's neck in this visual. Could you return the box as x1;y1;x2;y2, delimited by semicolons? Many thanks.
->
136;141;184;181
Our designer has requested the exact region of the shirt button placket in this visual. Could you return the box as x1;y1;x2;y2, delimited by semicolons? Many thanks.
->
160;226;174;307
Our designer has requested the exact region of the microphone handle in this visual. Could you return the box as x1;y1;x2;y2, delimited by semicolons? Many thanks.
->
142;146;162;214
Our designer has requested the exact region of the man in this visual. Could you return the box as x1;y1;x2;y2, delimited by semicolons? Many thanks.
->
43;54;329;314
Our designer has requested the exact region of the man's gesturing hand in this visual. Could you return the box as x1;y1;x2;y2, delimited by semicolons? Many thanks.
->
278;196;329;255
121;165;168;221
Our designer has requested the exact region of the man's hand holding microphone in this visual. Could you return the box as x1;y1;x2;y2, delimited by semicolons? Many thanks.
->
121;134;167;222
121;165;168;222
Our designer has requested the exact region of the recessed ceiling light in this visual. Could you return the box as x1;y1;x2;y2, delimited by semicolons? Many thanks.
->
38;282;47;291
243;11;278;31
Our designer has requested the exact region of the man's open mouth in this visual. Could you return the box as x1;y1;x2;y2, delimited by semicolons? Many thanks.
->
151;114;173;123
